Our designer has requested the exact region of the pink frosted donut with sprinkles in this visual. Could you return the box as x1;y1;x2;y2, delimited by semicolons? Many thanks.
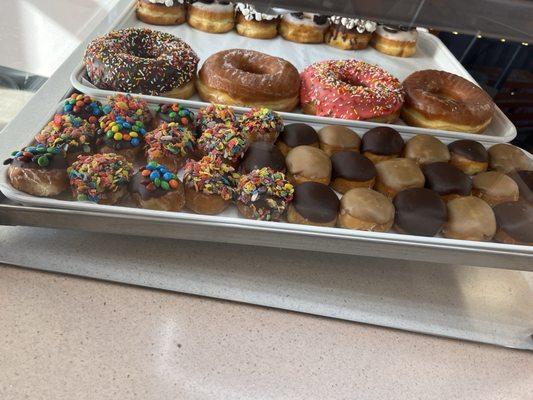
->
84;27;199;99
300;60;405;123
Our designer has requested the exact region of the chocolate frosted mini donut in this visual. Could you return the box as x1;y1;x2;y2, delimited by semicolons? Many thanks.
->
285;145;332;185
448;139;489;175
488;144;532;173
442;196;496;241
422;162;472;202
403;134;450;165
287;182;340;227
393;188;447;236
508;170;533;203
361;127;404;164
240;142;286;174
493;201;533;245
330;151;376;193
317;125;361;156
375;158;425;199
472;171;519;207
276;123;319;156
338;188;395;232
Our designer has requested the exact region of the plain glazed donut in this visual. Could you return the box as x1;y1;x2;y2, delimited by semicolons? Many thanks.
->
401;70;495;133
300;60;404;122
197;49;300;111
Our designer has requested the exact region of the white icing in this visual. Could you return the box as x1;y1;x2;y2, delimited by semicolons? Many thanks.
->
376;25;418;42
190;1;234;12
329;15;376;33
148;0;184;6
282;13;329;28
235;3;278;21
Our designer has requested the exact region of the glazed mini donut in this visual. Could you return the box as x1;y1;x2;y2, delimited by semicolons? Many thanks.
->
330;151;376;193
337;188;394;232
154;103;195;129
144;122;196;172
276;123;319;157
103;94;153;128
236;167;294;221
130;162;185;211
300;60;404;122
197;124;248;165
60;93;103;126
239;108;284;143
196;104;237;136
97;115;147;162
136;0;187;25
279;13;329;44
235;3;280;39
285;145;332;186
325;16;376;50
240;142;286;174
371;25;418;58
183;154;239;214
85;28;199;98
197;49;300;112
317;125;361;156
403;134;450;165
448;139;489;175
68;153;133;204
287;182;339;227
187;0;235;33
401;70;495;133
4;145;68;197
361;127;404;164
493;201;533;245
488;143;532;173
472;171;519;207
442;196;496;241
393;188;447;237
35;114;95;164
422;162;472;202
508;170;533;203
375;158;425;199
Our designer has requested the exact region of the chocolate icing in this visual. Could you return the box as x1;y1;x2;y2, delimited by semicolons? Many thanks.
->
509;170;533;203
130;172;168;200
423;162;472;196
331;151;376;181
240;142;286;174
279;123;318;147
393;188;447;236
361;127;404;155
493;201;533;243
292;182;339;223
448;140;488;163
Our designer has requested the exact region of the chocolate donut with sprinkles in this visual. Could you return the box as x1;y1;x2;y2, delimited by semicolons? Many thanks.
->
84;28;199;98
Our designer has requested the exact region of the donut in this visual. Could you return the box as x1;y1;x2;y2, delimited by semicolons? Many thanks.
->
508;170;533;203
84;28;199;98
338;188;394;232
403;134;450;165
279;13;329;44
60;93;103;126
154;103;195;129
236;167;294;221
68;153;133;204
240;142;286;174
317;125;361;156
361;126;404;164
330;151;376;193
287;182;339;227
422;162;472;202
375;158;425;199
488;144;532;173
325;16;376;50
4;145;68;197
103;94;153;128
197;124;248;165
300;60;404;122
401;70;495;133
187;1;235;33
393;188;447;237
276;123;319;156
493;201;533;245
235;3;280;39
35;114;95;164
130;162;185;211
371;25;418;57
472;171;519;207
196;104;237;136
144;122;196;172
442;196;496;241
97;115;147;162
239;108;284;143
197;49;300;112
285;145;331;185
136;0;187;25
448;140;489;175
182;154;238;214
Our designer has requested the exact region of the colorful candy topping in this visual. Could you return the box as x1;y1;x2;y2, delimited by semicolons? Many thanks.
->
237;167;294;221
62;93;102;124
98;115;146;148
35;114;94;154
239;108;284;141
145;122;196;157
196;104;237;135
197;124;247;164
68;153;133;202
102;94;152;124
156;103;195;128
183;155;239;200
4;144;63;168
139;161;180;192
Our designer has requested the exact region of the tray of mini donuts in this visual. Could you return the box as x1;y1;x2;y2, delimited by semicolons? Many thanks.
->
1;92;532;251
70;0;515;145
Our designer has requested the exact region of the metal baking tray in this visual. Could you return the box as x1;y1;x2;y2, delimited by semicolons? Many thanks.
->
71;0;516;145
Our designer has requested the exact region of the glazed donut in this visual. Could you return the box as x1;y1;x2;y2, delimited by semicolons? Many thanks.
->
317;125;361;156
375;158;425;199
239;108;284;143
403;134;450;165
300;60;404;122
197;49;300;111
287;182;339;227
471;171;519;207
136;0;187;25
276;123;319;156
401;70;495;133
279;13;329;44
97;115;148;163
488;143;532;173
144;122;196;172
371;25;418;58
84;28;199;98
4;145;68;197
197;124;248;165
154;103;195;129
442;196;496;241
325;16;376;50
235;3;280;39
337;188;395;232
187;1;235;33
285;145;332;186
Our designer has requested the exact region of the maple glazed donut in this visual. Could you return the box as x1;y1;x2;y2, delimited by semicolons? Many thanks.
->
197;49;300;111
84;28;199;98
300;60;404;122
401;70;495;133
